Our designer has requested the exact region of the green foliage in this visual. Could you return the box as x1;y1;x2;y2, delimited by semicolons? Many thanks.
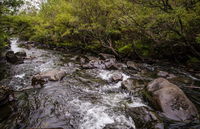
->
0;0;23;53
10;0;200;61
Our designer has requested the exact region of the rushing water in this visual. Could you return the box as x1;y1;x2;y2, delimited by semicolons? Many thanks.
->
0;39;200;129
0;39;142;129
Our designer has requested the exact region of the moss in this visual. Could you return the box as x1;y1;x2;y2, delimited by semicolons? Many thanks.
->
118;43;132;54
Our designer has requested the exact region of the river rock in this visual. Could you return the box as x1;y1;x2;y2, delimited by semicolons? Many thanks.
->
127;61;140;71
121;79;146;95
5;50;27;64
99;53;115;60
32;69;66;86
0;86;14;106
82;58;116;69
104;58;116;69
111;73;123;82
70;56;89;64
146;78;199;121
15;50;26;58
82;60;106;69
112;63;127;70
157;71;168;77
5;51;18;64
157;71;176;79
127;106;164;129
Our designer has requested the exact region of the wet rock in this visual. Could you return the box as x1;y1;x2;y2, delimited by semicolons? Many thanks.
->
122;79;135;91
81;54;118;70
70;55;79;61
127;61;140;71
82;60;106;69
85;55;99;61
104;58;116;69
157;71;168;77
5;50;27;64
70;56;89;64
5;51;18;64
15;50;26;58
0;86;14;106
32;69;66;86
80;57;87;64
146;78;199;122
111;73;123;82
20;41;35;49
113;63;127;70
127;106;164;129
99;53;115;60
157;71;176;79
121;79;146;95
25;55;36;60
82;57;117;69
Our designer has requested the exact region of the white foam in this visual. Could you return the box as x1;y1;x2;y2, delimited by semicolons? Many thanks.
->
37;60;55;72
69;99;135;129
98;70;113;80
15;73;25;79
10;38;24;53
80;105;114;129
127;102;146;108
98;70;130;81
101;92;130;107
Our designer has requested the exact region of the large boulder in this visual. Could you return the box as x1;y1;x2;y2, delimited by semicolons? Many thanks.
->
146;78;199;122
32;69;66;86
127;106;164;129
5;51;18;64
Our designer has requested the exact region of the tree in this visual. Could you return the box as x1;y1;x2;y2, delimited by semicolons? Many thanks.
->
0;0;23;52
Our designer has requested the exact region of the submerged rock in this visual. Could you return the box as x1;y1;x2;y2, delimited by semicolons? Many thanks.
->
127;106;164;129
146;78;199;122
32;69;66;86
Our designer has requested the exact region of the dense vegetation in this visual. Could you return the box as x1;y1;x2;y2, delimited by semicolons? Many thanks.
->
2;0;200;63
0;0;23;53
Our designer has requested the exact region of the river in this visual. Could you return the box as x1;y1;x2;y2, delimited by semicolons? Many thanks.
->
0;39;200;129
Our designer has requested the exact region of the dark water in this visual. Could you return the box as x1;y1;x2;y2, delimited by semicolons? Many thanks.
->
0;39;200;129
